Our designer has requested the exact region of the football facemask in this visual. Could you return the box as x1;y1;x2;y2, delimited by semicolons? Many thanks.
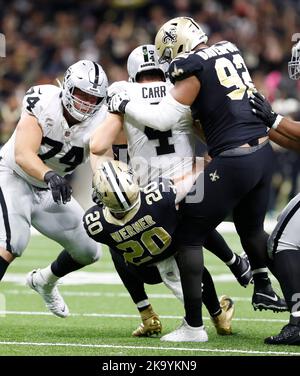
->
62;60;108;122
288;41;300;80
93;160;140;214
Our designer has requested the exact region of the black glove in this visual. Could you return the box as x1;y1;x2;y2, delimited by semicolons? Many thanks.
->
44;171;72;204
250;92;278;128
107;91;130;114
91;189;103;207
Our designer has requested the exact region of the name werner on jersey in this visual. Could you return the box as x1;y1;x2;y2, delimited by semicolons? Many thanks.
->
110;215;156;242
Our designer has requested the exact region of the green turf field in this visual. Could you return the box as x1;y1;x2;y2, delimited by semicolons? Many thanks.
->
0;233;299;356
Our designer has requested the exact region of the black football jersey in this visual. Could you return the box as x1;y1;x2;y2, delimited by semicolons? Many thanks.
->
83;179;178;267
169;41;268;157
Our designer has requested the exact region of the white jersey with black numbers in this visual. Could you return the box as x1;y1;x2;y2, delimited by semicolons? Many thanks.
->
0;84;107;188
110;80;195;183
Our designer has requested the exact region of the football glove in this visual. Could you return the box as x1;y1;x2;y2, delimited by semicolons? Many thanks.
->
250;92;282;128
44;171;72;204
132;305;162;337
108;91;130;114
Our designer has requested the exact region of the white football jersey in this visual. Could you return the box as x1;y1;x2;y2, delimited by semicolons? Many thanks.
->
109;80;195;183
0;84;107;188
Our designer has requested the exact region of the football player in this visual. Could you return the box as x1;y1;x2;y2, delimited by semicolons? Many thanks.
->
249;41;300;345
83;160;235;342
91;44;252;287
90;45;252;340
0;60;108;317
107;18;287;336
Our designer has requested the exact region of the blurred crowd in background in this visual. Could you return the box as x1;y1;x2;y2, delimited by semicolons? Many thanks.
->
1;0;300;214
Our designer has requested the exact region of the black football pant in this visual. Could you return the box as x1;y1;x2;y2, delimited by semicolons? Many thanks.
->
177;142;274;271
271;250;300;314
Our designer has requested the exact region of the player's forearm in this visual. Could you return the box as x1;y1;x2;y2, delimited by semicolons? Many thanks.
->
269;128;300;153
90;150;113;173
125;94;190;132
15;150;51;181
275;117;300;140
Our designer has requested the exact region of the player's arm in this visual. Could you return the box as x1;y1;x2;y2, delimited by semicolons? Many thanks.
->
272;117;300;141
250;91;300;141
14;112;52;180
90;112;123;156
269;128;300;153
90;148;114;174
108;76;199;131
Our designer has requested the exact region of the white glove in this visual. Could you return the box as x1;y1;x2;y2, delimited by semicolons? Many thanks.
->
108;91;130;114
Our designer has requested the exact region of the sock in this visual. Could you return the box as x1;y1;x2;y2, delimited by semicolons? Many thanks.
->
204;230;235;263
51;249;84;278
290;314;300;326
0;256;9;281
202;267;220;317
252;268;270;289
176;245;204;327
210;308;222;317
137;300;150;312
225;253;237;266
40;265;60;284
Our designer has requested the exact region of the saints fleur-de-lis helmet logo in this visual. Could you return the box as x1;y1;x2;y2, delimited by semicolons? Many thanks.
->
162;27;177;45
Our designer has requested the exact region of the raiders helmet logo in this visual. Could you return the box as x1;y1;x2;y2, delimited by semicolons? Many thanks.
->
162;27;177;44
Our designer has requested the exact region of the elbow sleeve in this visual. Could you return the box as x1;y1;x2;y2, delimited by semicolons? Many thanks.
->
125;94;190;132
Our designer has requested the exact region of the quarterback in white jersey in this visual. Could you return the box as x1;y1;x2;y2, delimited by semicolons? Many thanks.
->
90;44;197;187
0;60;107;317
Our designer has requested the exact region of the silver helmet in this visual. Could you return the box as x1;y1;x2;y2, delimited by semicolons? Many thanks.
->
288;41;300;80
155;17;208;64
127;44;166;82
62;60;108;122
93;160;140;214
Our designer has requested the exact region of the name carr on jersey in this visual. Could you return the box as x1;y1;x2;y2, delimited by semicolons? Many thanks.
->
142;85;166;99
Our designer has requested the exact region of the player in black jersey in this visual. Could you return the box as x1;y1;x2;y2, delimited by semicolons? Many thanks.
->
108;17;287;327
83;160;235;342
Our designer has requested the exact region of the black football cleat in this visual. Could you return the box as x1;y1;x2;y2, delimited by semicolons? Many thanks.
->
264;324;300;345
252;285;288;313
229;253;253;287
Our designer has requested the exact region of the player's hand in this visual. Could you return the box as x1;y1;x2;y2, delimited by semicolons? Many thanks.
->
132;305;162;337
44;171;72;204
250;92;279;128
108;91;130;114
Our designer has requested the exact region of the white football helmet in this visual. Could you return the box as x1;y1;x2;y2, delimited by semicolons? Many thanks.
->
93;160;140;214
288;41;300;80
62;60;108;121
155;17;208;63
127;44;166;82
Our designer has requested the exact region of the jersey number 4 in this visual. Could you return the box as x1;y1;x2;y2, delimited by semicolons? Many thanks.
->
215;54;254;100
144;127;175;155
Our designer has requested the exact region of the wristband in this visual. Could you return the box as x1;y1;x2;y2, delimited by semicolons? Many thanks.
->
272;115;283;130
